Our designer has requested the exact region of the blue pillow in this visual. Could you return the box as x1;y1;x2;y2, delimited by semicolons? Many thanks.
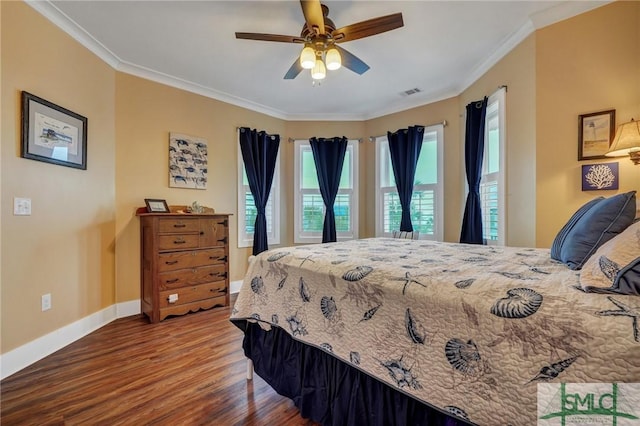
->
559;191;636;270
550;197;603;260
616;257;640;295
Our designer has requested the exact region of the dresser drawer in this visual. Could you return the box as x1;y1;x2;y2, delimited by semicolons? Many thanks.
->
139;212;230;323
158;234;199;251
159;281;227;308
199;218;228;248
158;218;200;234
158;248;227;272
158;264;227;290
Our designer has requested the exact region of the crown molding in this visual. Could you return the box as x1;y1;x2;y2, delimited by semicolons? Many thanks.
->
363;88;461;121
458;18;536;95
530;0;611;30
26;0;121;69
117;61;290;120
27;0;611;122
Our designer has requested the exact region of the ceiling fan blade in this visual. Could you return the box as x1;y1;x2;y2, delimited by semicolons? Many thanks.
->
300;0;325;35
235;32;304;43
334;45;370;75
284;58;304;80
332;13;404;43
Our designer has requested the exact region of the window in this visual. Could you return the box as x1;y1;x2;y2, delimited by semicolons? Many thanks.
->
481;88;506;245
294;139;359;244
237;140;280;248
375;124;444;241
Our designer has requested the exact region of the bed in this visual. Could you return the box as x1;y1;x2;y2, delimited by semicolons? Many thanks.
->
230;237;640;425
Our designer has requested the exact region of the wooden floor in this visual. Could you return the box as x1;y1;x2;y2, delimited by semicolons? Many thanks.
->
1;301;318;426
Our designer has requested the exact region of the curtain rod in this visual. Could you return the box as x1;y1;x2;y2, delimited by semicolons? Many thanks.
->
458;85;508;117
368;120;448;142
236;127;280;135
287;137;364;143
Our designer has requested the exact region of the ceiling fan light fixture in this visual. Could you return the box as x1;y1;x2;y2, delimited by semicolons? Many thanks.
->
325;48;341;71
236;1;403;80
300;45;316;69
311;58;326;80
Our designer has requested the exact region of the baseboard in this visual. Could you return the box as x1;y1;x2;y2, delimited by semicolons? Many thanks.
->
117;299;141;318
230;279;243;294
0;300;141;381
0;283;246;381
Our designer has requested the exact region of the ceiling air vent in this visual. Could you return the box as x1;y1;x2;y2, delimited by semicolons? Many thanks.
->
401;88;422;96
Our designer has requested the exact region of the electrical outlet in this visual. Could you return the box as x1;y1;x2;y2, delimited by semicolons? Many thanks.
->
42;293;52;311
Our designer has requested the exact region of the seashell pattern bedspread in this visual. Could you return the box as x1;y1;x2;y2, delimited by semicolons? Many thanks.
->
230;238;640;425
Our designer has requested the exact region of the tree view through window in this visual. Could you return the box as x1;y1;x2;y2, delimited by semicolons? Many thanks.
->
300;147;352;233
294;140;358;243
377;130;441;239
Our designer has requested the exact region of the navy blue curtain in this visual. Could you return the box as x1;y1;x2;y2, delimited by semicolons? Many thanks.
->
387;126;425;232
460;98;488;244
239;127;280;255
309;137;348;243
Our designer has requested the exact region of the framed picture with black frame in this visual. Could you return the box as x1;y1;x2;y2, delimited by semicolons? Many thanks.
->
21;91;88;169
578;109;615;161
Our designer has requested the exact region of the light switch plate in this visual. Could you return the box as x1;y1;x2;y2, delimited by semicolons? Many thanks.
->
42;293;51;311
14;197;31;216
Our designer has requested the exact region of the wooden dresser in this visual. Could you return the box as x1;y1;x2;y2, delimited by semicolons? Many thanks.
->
138;211;230;323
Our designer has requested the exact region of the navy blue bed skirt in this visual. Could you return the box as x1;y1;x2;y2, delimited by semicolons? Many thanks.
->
232;320;472;426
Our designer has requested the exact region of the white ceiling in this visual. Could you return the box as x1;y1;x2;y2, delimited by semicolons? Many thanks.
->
32;1;607;121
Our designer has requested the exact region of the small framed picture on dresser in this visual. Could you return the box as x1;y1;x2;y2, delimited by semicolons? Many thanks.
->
144;199;170;213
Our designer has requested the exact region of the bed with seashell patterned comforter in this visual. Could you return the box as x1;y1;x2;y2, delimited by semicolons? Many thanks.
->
230;238;640;425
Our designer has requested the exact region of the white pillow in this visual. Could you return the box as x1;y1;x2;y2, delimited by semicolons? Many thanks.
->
579;220;640;294
392;230;420;240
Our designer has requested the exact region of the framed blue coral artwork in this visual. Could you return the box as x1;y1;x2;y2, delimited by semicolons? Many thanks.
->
581;162;619;191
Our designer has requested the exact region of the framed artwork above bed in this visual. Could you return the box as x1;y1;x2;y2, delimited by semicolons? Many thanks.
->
578;109;615;160
581;162;619;191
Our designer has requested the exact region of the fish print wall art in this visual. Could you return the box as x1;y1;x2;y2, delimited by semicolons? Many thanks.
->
169;133;208;189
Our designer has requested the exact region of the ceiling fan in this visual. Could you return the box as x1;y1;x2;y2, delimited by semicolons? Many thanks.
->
235;0;404;81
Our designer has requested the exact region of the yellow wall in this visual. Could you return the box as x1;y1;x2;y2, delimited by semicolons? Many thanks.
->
1;2;116;350
115;73;285;301
364;98;462;242
2;1;639;358
536;1;640;247
283;120;367;240
0;0;4;354
461;35;538;247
